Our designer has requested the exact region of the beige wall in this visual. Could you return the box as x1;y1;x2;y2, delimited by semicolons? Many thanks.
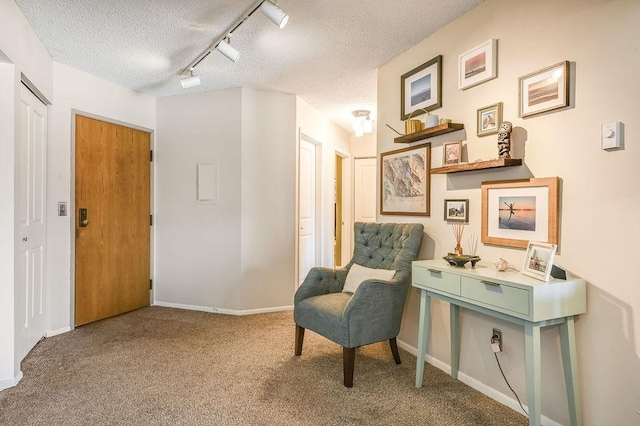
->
377;0;639;425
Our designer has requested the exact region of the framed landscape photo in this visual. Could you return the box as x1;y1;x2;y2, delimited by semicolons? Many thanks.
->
519;61;570;118
481;177;559;249
401;55;442;120
522;241;557;281
380;143;431;216
444;199;469;222
443;141;462;165
477;102;502;137
458;39;497;90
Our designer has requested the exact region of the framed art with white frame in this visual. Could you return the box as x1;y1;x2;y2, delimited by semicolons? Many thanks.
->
458;39;497;90
481;177;559;249
518;60;570;118
443;141;462;165
522;241;557;281
401;55;442;120
477;102;502;137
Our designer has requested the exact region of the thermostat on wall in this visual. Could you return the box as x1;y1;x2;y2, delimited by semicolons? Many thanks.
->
601;122;623;150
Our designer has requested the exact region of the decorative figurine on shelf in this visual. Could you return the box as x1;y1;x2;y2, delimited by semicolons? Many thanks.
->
497;121;513;159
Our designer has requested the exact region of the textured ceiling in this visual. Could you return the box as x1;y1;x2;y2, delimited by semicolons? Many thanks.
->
14;0;483;132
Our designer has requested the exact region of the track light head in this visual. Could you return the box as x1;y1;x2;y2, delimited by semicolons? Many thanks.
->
217;39;241;62
181;73;201;89
260;1;289;29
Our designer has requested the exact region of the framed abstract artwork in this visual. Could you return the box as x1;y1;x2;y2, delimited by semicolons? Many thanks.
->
380;143;431;216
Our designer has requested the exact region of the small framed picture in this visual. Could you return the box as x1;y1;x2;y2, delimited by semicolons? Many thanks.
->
444;199;469;222
522;241;557;281
443;141;462;165
458;39;498;90
401;55;443;120
477;102;503;137
519;61;570;118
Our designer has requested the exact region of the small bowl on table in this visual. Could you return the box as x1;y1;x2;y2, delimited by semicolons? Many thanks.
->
443;253;481;268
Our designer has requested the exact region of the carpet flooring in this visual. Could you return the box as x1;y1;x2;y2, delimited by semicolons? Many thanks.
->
0;307;527;425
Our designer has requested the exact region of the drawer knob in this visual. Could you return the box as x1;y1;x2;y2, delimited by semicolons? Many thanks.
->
481;280;500;287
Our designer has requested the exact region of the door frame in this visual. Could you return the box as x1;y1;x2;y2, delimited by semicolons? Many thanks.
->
69;111;155;329
334;149;350;267
295;130;322;288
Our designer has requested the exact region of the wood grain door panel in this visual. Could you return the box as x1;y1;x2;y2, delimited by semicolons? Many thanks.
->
75;116;150;326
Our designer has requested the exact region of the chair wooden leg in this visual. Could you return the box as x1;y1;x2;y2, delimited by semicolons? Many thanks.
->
343;347;355;387
295;325;305;356
389;337;401;365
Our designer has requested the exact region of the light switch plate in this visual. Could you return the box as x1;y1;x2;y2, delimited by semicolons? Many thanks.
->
601;122;622;150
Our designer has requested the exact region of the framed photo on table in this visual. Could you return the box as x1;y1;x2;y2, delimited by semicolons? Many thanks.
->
518;61;570;118
380;143;431;216
522;241;557;281
481;177;559;249
458;39;497;90
477;102;502;137
401;55;442;120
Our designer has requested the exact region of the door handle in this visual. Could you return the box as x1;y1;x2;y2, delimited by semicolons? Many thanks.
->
79;208;89;227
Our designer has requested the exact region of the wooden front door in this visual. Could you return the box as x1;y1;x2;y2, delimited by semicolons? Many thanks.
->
75;116;150;326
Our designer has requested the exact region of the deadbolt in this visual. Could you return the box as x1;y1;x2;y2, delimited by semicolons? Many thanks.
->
79;208;89;227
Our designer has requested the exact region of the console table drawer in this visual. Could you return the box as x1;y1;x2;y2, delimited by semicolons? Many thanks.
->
413;267;460;296
461;277;530;316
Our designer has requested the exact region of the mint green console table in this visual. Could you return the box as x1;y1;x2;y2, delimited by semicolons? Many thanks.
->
412;260;586;426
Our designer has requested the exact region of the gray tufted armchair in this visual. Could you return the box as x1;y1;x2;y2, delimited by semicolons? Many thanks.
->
294;222;424;387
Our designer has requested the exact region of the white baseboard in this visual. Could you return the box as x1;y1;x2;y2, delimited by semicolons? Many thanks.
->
153;301;294;316
397;339;564;426
0;371;22;391
46;326;71;337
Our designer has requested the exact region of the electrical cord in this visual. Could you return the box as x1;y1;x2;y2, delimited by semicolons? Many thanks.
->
494;352;529;418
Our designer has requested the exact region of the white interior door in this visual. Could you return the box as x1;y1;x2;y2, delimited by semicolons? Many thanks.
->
298;139;316;285
17;84;47;361
354;157;377;223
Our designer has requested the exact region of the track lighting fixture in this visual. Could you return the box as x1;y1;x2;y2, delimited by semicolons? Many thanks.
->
178;0;289;88
216;38;241;62
352;110;373;137
181;70;201;89
260;1;289;29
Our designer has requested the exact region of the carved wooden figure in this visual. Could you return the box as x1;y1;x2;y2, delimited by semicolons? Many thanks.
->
497;121;513;159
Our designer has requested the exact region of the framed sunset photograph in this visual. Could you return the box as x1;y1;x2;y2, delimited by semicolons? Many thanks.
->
481;177;559;249
519;61;570;118
458;39;497;90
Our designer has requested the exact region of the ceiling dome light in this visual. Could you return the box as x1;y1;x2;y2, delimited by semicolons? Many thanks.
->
260;1;289;29
352;110;372;137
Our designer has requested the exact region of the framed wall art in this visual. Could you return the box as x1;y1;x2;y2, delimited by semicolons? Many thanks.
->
444;199;469;222
380;143;430;216
458;39;497;90
477;102;502;137
443;141;462;165
481;177;559;249
522;241;557;281
518;61;570;118
401;55;442;120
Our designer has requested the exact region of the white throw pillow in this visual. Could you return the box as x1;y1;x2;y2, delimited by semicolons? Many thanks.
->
342;263;396;294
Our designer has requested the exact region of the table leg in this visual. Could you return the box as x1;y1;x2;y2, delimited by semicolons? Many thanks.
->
415;290;430;388
524;322;541;426
560;316;582;426
450;304;460;380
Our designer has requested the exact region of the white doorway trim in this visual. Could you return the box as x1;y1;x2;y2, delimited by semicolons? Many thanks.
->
295;130;322;287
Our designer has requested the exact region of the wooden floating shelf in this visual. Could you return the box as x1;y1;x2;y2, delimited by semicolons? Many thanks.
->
431;158;523;174
394;123;464;144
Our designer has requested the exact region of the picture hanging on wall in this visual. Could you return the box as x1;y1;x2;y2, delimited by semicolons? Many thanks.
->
444;199;469;222
442;141;462;165
481;177;559;249
380;143;430;216
518;61;570;118
522;241;557;281
400;55;442;120
458;39;498;90
477;102;503;137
